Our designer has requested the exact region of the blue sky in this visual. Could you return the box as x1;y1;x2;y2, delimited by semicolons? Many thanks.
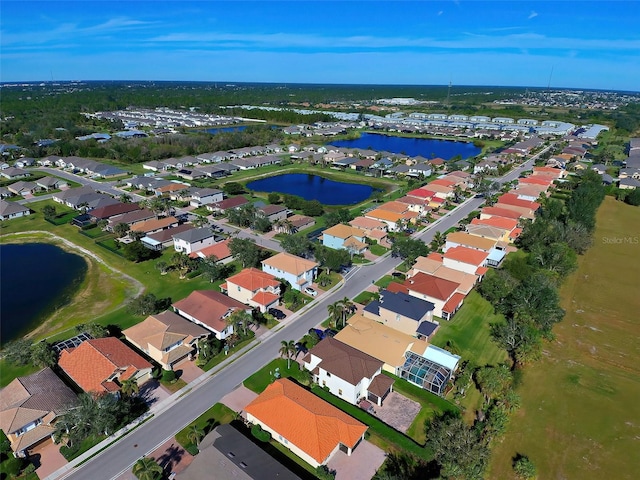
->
2;1;639;91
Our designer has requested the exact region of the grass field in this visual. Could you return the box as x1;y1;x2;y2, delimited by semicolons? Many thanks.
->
487;197;640;480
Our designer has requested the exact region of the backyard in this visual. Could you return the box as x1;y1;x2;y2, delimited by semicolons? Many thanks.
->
487;197;640;480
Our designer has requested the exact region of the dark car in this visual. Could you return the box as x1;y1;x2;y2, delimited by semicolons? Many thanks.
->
391;272;405;279
308;328;325;340
323;328;338;338
268;308;286;320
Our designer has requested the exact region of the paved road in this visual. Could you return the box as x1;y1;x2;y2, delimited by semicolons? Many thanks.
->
52;155;542;480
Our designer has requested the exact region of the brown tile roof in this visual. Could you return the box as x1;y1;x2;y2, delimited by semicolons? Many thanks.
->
404;272;460;301
261;252;318;276
0;368;77;437
89;202;140;220
367;374;395;398
322;224;365;240
108;208;155;226
210;196;249;211
377;201;409;214
146;223;194;243
130;216;179;233
172;290;249;334
245;379;367;465
58;338;152;393
226;267;280;292
308;337;382;385
348;216;387;231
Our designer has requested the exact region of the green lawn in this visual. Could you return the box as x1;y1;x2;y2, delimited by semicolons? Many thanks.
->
175;403;236;454
243;358;310;394
430;290;508;420
488;197;640;480
369;244;388;256
353;291;377;305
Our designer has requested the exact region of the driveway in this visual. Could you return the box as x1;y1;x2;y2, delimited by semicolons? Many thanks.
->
326;440;386;480
114;438;194;480
173;359;205;384
138;379;171;407
28;438;68;480
220;385;258;419
371;391;421;434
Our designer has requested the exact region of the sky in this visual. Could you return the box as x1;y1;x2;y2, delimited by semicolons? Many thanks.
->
1;0;639;91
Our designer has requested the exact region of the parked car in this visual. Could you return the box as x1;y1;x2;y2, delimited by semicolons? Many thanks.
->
304;286;317;297
391;272;405;279
323;328;338;338
308;328;325;340
268;308;286;320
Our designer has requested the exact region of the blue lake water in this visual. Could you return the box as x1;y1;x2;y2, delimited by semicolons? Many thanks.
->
329;132;481;160
203;126;247;134
246;174;374;205
0;243;87;345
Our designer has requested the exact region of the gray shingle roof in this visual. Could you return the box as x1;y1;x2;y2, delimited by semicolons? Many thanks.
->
364;289;435;321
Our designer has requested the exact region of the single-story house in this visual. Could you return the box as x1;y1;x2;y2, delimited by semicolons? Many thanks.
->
177;423;301;480
188;238;233;264
221;267;281;313
0;368;78;457
258;204;288;223
172;290;251;340
245;378;367;469
35;176;67;191
123;310;210;370
261;252;318;292
0;200;31;221
302;337;394;406
58;337;153;394
88;202;141;222
206;196;249;214
130;216;180;236
107;208;156;231
7;181;38;196
0;167;30;180
273;214;315;233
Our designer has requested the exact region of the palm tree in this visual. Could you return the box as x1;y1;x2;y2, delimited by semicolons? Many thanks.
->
132;457;163;480
327;301;342;329
228;309;253;336
120;377;139;398
339;297;355;328
430;231;445;252
279;340;296;369
187;425;205;446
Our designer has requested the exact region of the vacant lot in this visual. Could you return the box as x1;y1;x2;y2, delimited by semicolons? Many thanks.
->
488;197;640;480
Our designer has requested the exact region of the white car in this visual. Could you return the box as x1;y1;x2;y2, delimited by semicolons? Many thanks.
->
304;286;317;297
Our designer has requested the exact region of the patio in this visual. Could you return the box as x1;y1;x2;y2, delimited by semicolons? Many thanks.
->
326;439;386;480
370;391;421;434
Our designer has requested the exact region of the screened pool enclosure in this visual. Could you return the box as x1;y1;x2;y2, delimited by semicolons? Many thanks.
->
398;351;453;397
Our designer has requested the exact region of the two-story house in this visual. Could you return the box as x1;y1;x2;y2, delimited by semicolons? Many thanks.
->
221;267;281;313
123;310;210;370
363;288;436;338
261;252;318;292
321;224;367;255
173;227;219;255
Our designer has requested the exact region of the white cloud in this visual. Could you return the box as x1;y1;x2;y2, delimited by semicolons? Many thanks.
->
528;11;538;20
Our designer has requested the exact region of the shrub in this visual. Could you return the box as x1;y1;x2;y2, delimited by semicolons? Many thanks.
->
161;369;176;383
251;424;271;442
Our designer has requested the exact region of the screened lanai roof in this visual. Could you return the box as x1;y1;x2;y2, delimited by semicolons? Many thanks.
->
398;351;453;397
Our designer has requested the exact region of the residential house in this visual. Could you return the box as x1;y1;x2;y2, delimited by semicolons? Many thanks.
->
258;204;288;223
334;315;428;373
410;254;480;295
363;288;436;338
221;268;281;313
88;202;141;222
173;227;219;255
206;196;249;215
14;157;35;168
302;337;394;406
58;337;153;394
0;200;31;221
176;187;223;207
130;216;179;236
141;224;194;251
470;217;521;242
445;231;505;253
172;290;251;340
441;246;490;275
0;368;78;457
321;224;368;255
261;252;318;292
480;206;523;222
377;201;410;215
0;187;11;199
7;181;38;196
390;272;465;320
364;208;418;232
35;176;67;191
107;208;156;231
177;423;301;480
407;164;433;178
189;238;233;263
273;214;315;233
123;310;210;370
0;167;30;180
245;378;367;469
619;177;640;190
395;196;433;217
465;223;511;243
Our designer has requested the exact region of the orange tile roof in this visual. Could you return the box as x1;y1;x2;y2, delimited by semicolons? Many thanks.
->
429;178;456;187
251;291;280;307
406;188;434;199
189;238;232;260
226;267;280;292
322;224;366;240
444;246;489;266
261;252;318;276
496;193;540;211
423;183;453;194
446;231;497;251
442;292;466;314
348;216;387;231
58;338;151;393
377;201;408;214
481;206;522;220
475;266;489;276
245;379;367;464
156;182;189;193
404;272;459;301
172;290;249;333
